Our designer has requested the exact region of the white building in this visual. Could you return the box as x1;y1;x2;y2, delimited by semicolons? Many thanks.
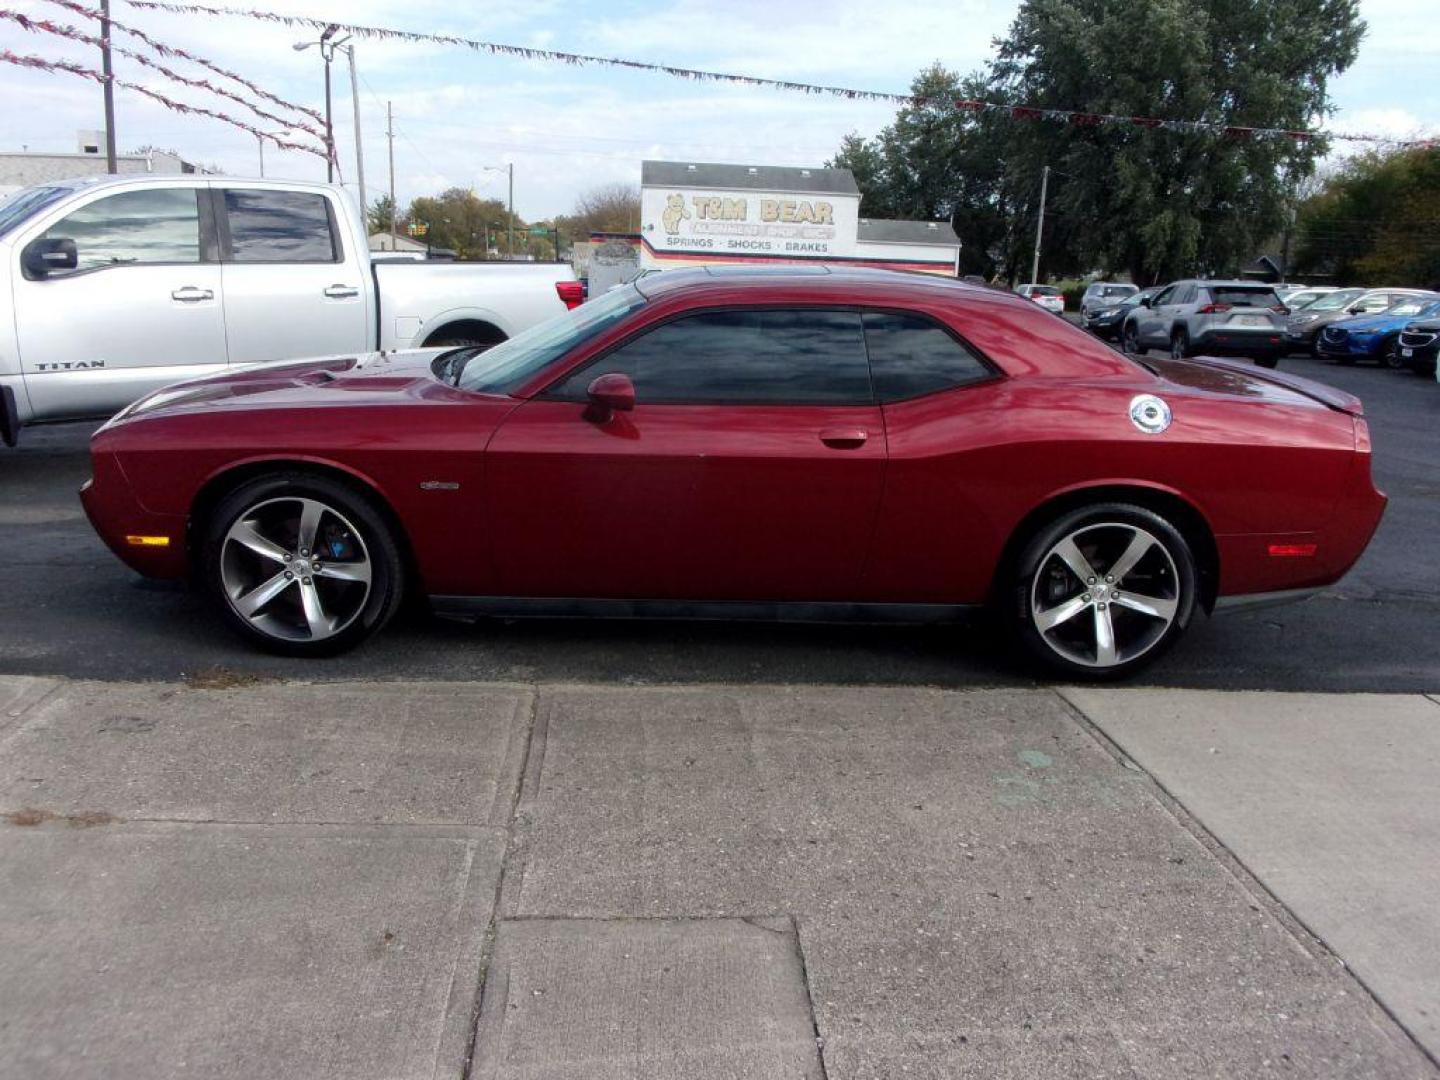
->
0;132;200;197
639;160;960;276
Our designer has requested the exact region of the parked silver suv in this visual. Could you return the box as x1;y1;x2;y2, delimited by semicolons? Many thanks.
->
1121;280;1287;367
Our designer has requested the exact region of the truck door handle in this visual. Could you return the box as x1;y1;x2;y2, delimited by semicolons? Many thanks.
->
820;429;869;449
171;286;214;302
324;284;360;299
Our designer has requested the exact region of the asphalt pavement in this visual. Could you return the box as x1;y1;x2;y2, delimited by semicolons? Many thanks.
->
0;352;1435;690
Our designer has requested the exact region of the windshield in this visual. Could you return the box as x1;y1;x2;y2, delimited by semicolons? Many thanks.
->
1306;289;1363;311
1094;285;1136;299
0;185;72;240
455;285;647;394
1028;286;1060;296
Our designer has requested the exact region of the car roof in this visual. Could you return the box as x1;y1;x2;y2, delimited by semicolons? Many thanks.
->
633;265;1002;304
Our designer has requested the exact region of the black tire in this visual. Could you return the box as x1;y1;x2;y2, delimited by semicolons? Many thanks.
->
1121;322;1142;355
1169;329;1191;359
1254;353;1280;369
201;473;404;657
1380;338;1405;370
1005;502;1198;681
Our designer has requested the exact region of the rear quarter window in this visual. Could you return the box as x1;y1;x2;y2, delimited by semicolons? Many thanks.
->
862;312;993;402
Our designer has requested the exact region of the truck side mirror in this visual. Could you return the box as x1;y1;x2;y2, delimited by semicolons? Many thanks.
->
22;237;78;279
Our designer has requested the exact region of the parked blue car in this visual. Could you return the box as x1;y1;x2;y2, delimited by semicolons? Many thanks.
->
1317;295;1440;367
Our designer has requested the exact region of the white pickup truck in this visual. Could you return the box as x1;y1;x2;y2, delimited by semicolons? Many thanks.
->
0;174;579;444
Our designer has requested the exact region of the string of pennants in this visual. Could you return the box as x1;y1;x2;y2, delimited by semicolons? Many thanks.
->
0;49;329;159
3;9;327;143
123;0;1436;149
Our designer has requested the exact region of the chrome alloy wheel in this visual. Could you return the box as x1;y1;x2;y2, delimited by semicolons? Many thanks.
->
1029;522;1181;669
219;497;373;643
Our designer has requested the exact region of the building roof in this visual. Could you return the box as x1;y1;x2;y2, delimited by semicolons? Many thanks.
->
641;160;859;196
858;218;960;248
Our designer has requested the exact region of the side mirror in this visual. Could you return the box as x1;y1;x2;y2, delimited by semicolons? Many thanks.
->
584;372;635;423
22;237;78;279
1138;295;1153;308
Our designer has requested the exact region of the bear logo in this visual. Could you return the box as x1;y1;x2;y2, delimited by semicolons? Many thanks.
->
661;193;690;234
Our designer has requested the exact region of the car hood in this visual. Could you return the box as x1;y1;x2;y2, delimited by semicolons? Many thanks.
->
1402;317;1440;332
109;348;459;424
1328;313;1410;333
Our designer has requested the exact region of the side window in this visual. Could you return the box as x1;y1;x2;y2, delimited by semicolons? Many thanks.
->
549;308;871;405
223;189;338;263
1174;285;1196;306
862;312;992;402
41;188;200;274
1152;286;1176;307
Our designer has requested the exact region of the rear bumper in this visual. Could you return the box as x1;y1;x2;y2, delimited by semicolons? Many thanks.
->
1193;329;1285;357
80;450;189;579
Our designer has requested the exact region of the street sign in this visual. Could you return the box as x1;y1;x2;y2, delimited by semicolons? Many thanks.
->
529;226;549;237
408;223;428;237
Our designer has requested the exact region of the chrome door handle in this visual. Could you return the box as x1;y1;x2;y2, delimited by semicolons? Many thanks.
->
171;286;214;302
323;284;360;299
819;428;869;449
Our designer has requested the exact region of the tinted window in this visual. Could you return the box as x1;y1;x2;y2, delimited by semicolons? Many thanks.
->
1153;286;1176;306
42;188;199;272
224;189;336;262
1174;285;1196;305
550;308;871;405
862;312;991;402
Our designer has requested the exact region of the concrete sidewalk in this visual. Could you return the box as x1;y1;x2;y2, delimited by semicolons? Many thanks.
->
0;676;1435;1079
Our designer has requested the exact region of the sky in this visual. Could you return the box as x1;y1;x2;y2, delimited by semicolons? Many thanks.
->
2;0;1437;221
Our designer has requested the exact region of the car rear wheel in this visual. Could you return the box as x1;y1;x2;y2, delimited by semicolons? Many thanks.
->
1255;353;1281;369
202;474;404;656
1008;503;1197;680
1169;329;1191;359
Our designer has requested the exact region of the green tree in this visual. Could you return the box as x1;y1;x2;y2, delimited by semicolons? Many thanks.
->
834;1;1365;284
406;188;521;259
1293;147;1440;286
366;194;397;236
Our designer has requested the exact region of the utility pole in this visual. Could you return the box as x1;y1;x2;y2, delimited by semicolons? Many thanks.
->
99;0;117;173
386;101;397;242
507;162;515;261
1030;164;1049;284
344;45;366;226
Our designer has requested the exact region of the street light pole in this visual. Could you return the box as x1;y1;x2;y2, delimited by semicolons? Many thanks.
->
342;44;366;224
1030;164;1049;285
507;162;515;261
257;133;264;177
294;25;339;182
387;101;397;243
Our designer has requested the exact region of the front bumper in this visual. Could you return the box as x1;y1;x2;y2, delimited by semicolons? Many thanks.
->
1317;335;1383;360
80;449;189;579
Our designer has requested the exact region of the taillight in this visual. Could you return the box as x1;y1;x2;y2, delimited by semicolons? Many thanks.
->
1196;303;1232;314
555;281;584;310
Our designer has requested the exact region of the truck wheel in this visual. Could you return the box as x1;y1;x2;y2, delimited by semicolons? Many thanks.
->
202;473;404;656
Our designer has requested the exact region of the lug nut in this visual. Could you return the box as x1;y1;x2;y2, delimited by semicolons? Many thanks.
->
1087;577;1097;585
284;571;293;579
1106;575;1115;583
1081;593;1091;602
1097;602;1108;610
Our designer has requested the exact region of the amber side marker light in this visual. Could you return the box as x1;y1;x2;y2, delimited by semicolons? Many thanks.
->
1268;543;1317;557
125;535;171;548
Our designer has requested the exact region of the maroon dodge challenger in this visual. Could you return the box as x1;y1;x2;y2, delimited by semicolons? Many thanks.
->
81;267;1386;678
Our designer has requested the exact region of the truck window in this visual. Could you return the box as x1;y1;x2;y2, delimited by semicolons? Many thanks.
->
223;189;338;263
41;188;200;274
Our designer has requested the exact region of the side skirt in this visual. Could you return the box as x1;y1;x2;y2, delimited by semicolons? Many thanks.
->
428;595;980;626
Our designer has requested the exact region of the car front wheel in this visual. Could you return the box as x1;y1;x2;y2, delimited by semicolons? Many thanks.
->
1380;338;1405;369
1008;503;1198;680
202;474;404;656
1121;323;1142;354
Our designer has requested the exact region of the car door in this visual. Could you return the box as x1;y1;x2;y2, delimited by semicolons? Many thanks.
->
483;307;887;602
1141;284;1179;345
11;183;227;422
215;186;370;365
